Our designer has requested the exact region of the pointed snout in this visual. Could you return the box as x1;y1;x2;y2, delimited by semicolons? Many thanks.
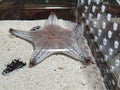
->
45;12;59;26
49;12;57;19
50;12;55;15
9;28;15;35
29;60;37;68
9;28;13;31
9;28;13;33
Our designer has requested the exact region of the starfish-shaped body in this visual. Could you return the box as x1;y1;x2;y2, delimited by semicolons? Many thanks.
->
9;12;89;68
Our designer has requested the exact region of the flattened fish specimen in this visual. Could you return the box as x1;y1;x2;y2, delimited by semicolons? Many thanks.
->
9;12;90;68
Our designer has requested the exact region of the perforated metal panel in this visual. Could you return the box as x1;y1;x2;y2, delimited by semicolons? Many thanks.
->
76;0;120;90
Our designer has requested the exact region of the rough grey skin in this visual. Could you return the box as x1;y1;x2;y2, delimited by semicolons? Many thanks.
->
9;12;90;68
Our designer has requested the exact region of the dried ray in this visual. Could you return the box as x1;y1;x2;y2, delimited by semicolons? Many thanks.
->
9;12;90;68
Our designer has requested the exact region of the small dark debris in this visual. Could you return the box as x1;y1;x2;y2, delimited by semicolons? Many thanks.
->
86;59;94;65
58;67;64;70
54;69;57;71
2;59;26;75
30;25;41;31
84;57;95;65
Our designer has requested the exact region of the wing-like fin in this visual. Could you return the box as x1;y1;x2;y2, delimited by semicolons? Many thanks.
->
29;48;52;68
9;28;35;43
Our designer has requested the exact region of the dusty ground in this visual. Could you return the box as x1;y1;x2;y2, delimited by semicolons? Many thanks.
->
0;20;106;90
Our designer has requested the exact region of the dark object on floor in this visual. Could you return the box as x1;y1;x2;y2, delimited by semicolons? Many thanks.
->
30;25;41;31
2;59;26;75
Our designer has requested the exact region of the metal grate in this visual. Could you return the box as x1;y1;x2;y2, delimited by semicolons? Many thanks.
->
76;0;120;90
